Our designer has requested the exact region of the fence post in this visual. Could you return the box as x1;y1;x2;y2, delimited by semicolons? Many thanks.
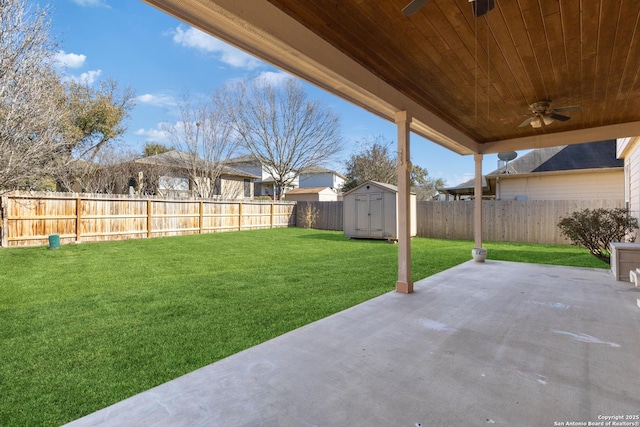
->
270;203;275;228
147;199;152;238
76;197;82;242
199;200;204;234
1;196;8;248
238;202;243;230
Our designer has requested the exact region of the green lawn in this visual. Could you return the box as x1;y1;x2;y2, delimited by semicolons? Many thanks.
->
0;228;607;426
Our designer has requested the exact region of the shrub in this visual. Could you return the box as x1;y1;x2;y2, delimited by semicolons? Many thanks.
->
299;201;319;229
557;208;638;264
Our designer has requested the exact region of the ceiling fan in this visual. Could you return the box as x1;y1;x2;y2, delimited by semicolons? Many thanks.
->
402;0;495;17
518;100;582;129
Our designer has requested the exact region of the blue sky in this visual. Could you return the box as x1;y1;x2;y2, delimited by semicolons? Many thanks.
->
43;0;509;186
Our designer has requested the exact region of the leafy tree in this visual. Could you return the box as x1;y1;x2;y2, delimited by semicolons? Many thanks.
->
62;78;135;162
0;0;68;192
558;208;639;263
342;136;396;192
143;143;171;157
342;136;443;199
222;77;343;198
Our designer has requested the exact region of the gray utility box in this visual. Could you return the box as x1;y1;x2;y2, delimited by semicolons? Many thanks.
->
609;242;640;281
342;180;416;241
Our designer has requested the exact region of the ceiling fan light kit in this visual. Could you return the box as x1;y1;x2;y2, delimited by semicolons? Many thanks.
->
518;100;581;128
530;117;542;128
402;0;494;17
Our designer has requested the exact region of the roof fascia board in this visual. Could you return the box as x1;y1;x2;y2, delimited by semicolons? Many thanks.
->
485;167;624;179
479;122;640;154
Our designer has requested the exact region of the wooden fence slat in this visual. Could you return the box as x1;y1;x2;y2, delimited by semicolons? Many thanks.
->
76;198;81;242
147;200;152;238
1;196;9;248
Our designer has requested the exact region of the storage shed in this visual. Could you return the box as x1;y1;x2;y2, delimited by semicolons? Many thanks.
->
343;181;416;240
284;187;338;202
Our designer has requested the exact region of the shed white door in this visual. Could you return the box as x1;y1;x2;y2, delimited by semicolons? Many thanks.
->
355;192;384;237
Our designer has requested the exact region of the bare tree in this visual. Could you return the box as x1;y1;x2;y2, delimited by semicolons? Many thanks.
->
57;146;135;194
162;93;240;198
222;77;342;198
0;0;68;193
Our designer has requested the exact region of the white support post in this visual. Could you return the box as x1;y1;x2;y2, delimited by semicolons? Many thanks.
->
472;153;487;262
395;111;413;293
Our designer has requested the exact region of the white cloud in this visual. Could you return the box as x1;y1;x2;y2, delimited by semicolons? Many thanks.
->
255;71;291;85
71;0;110;7
134;126;170;143
136;93;177;107
172;26;262;69
439;172;473;187
54;51;86;69
66;69;102;85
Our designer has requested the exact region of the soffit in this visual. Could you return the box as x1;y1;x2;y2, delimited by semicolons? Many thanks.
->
142;0;640;155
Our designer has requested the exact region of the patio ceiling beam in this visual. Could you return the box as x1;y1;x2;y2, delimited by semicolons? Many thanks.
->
478;121;640;154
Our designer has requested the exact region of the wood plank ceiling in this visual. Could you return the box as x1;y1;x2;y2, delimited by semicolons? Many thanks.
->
265;0;640;144
143;0;640;154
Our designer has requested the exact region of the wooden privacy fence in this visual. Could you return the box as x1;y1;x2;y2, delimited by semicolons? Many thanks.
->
291;199;625;245
296;201;343;231
0;193;296;248
417;199;625;244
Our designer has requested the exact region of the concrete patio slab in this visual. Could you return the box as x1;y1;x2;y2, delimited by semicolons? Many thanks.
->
65;261;640;427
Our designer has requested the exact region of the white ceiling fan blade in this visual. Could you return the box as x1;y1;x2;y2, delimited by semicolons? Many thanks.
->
518;116;534;128
402;0;430;16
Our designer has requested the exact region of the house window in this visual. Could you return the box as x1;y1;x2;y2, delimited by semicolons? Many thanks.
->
213;178;222;196
159;175;189;191
244;179;251;198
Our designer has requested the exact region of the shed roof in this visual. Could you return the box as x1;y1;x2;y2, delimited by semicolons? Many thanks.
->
343;180;415;196
285;187;334;195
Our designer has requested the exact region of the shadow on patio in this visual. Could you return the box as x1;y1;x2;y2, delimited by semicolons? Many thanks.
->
65;261;640;426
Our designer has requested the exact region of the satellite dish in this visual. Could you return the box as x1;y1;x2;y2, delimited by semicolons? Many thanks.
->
498;151;518;162
497;151;518;174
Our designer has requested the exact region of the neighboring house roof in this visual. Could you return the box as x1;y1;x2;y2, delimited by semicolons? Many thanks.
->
487;140;622;176
226;154;259;165
299;165;346;179
135;150;259;179
228;155;345;179
285;187;335;195
438;140;623;197
437;176;490;198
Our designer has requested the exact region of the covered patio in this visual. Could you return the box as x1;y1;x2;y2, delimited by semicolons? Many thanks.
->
141;0;640;293
61;1;640;424
65;261;640;426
